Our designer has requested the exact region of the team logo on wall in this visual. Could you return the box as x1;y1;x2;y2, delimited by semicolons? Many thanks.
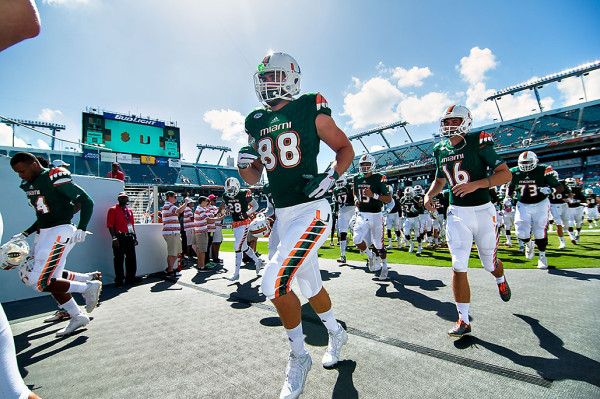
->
121;132;130;142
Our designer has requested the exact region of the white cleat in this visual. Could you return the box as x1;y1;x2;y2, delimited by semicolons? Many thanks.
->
505;241;513;247
226;273;239;281
255;258;264;274
367;257;374;272
525;241;535;260
373;257;382;272
55;313;90;337
378;268;389;281
82;281;102;313
557;242;566;249
408;242;415;253
537;255;549;270
322;324;348;368
386;244;393;250
280;352;312;399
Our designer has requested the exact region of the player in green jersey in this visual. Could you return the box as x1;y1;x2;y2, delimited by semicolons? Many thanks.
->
565;177;586;241
9;152;102;337
332;174;355;263
237;52;354;399
424;105;512;338
508;151;563;269
352;154;392;279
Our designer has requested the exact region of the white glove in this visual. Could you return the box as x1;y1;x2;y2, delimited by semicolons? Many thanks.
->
503;198;512;207
540;187;553;195
11;233;26;241
410;205;417;213
72;229;92;243
237;146;260;169
302;171;337;199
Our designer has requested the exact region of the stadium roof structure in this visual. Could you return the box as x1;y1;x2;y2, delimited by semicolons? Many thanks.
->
485;60;600;120
348;121;412;153
195;144;231;165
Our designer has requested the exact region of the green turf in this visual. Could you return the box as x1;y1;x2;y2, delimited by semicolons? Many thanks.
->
219;229;600;269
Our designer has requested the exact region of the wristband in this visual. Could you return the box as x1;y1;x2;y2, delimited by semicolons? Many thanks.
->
22;231;29;237
373;193;380;200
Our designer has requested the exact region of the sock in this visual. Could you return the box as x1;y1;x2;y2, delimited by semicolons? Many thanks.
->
495;275;505;284
539;250;546;258
285;324;308;356
456;303;470;324
66;281;88;294
340;240;347;256
234;252;243;274
434;238;439;245
63;271;92;282
364;248;373;258
382;258;388;272
317;309;340;333
559;236;565;243
244;248;260;264
61;298;82;317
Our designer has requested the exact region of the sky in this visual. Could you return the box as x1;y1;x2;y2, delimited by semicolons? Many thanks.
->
1;0;599;170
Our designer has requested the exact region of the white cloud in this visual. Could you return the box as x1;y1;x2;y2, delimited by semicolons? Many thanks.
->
38;108;63;122
557;69;600;106
0;124;25;147
42;0;88;5
203;109;246;144
35;139;51;150
342;77;402;130
459;47;497;85
370;145;385;153
391;66;433;88
398;92;453;125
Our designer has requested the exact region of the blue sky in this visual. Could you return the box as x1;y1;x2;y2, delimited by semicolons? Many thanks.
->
1;0;599;169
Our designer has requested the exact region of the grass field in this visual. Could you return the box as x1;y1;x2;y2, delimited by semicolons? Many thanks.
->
219;228;600;269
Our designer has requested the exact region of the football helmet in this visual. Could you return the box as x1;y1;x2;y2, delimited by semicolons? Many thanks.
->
564;177;577;188
248;213;271;238
413;185;423;196
1;238;31;271
585;188;593;195
336;174;348;189
358;154;376;174
224;177;241;197
518;151;538;172
404;187;414;198
439;105;472;137
254;52;302;105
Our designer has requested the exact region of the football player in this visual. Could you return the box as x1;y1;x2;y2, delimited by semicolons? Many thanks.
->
222;177;263;281
385;187;402;250
565;178;586;242
400;187;424;254
424;105;512;338
332;174;355;263
9;152;102;337
352;154;392;279
585;188;598;228
237;52;354;399
548;172;572;248
414;185;433;247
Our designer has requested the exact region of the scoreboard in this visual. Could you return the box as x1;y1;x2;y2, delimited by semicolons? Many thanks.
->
82;112;180;158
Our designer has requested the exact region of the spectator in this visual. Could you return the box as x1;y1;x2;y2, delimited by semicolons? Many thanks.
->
52;159;70;169
107;192;140;287
182;198;196;262
205;194;218;266
107;162;125;181
209;195;224;264
193;196;211;271
162;191;188;277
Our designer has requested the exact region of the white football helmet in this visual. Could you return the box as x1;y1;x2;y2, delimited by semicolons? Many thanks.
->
358;154;376;174
565;177;577;187
404;187;414;198
413;185;423;196
439;105;473;137
248;213;270;238
0;238;31;271
335;174;348;189
224;177;241;197
585;188;593;195
518;151;538;172
254;52;302;105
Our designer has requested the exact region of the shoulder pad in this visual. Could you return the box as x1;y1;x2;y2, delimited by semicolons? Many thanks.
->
478;131;494;145
49;167;72;185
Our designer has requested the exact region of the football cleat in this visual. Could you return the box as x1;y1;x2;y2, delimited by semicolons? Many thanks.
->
226;273;239;281
448;319;471;337
373;257;381;272
537;255;548;270
55;313;90;337
409;241;415;253
557;242;566;249
322;324;348;368
280;352;312;399
255;258;264;274
386;243;393;250
497;278;511;302
82;281;102;313
378;268;389;281
44;309;71;323
336;256;346;264
87;271;102;281
367;257;374;272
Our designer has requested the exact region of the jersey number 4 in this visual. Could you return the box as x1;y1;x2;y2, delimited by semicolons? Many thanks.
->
35;196;50;214
441;162;470;187
257;132;301;171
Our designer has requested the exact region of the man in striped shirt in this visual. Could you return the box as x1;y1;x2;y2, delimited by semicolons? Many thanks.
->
162;191;189;277
193;197;211;271
183;199;196;262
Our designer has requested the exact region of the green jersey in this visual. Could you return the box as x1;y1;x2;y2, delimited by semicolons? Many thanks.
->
353;173;389;213
19;167;94;230
509;164;560;204
333;185;355;209
245;93;331;208
433;132;505;206
223;189;253;222
399;195;422;218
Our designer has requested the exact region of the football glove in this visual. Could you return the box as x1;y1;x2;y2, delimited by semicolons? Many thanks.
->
237;146;260;169
11;233;27;241
72;229;92;243
302;170;339;199
540;187;553;195
410;205;417;213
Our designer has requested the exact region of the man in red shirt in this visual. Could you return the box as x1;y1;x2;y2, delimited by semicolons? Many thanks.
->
107;162;125;181
107;192;139;287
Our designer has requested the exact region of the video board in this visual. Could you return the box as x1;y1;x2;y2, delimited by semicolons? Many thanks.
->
82;112;180;158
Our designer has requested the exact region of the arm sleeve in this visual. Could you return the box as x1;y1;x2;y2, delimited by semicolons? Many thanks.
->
55;182;94;230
